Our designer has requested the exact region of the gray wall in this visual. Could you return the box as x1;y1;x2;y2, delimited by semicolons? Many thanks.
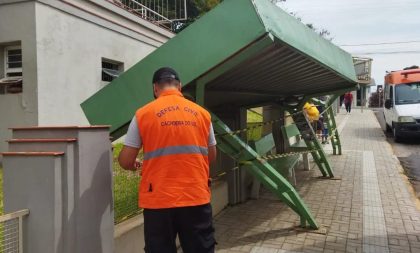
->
5;127;114;253
0;46;4;77
3;155;64;253
34;0;172;126
0;1;39;161
0;0;173;159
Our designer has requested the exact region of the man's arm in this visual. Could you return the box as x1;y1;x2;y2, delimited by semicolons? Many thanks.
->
118;116;142;171
208;123;217;163
208;145;217;163
118;146;141;170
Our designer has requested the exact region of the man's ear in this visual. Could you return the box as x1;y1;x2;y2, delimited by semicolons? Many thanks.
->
177;82;182;91
153;83;158;98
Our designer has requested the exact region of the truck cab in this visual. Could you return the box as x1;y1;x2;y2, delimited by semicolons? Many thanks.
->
383;67;420;142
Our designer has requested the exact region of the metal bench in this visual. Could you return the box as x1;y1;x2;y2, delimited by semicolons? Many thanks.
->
250;132;299;199
281;124;311;171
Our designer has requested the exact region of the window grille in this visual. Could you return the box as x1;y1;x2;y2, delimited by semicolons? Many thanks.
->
102;59;123;82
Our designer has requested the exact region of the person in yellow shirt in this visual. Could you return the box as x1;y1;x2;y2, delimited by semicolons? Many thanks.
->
303;102;323;140
303;102;319;122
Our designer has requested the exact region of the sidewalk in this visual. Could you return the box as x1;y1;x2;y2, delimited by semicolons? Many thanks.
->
214;109;420;253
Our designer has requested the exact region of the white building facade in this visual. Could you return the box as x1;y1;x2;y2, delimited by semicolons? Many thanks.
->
0;0;174;159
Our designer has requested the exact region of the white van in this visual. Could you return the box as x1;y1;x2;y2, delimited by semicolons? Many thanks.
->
383;67;420;142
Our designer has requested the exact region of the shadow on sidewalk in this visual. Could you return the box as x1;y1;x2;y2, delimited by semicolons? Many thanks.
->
214;162;333;251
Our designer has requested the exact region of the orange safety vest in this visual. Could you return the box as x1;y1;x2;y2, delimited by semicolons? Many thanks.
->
135;89;212;209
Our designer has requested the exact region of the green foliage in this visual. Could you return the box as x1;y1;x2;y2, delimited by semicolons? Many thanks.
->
247;109;263;123
247;109;263;141
192;0;221;13
288;13;332;40
175;0;331;40
173;0;223;32
0;167;2;215
113;143;143;223
369;92;383;108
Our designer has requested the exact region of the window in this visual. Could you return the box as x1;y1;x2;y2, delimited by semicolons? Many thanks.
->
390;86;393;101
1;45;23;94
5;46;22;77
395;82;420;105
102;59;123;82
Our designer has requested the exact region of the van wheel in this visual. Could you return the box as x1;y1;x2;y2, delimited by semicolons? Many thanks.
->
393;126;401;142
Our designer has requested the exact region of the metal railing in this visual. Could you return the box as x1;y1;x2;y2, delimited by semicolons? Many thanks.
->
113;0;187;30
0;209;29;253
112;143;142;224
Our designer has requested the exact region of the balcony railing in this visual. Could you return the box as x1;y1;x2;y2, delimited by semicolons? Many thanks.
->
353;57;373;84
112;0;187;30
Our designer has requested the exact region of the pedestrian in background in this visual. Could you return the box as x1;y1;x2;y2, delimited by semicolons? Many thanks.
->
344;92;353;114
118;67;217;253
316;96;329;144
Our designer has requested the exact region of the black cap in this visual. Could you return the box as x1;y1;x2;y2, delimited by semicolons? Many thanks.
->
152;67;180;83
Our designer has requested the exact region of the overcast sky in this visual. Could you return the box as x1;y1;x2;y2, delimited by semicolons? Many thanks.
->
278;0;420;86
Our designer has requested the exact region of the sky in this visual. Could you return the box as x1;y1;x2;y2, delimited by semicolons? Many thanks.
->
278;0;420;86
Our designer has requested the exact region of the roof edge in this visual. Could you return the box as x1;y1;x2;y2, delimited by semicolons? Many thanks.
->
253;0;357;84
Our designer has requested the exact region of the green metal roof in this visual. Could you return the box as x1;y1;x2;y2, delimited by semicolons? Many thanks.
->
81;0;357;138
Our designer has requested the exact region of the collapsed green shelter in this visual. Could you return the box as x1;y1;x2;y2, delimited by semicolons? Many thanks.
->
82;0;357;229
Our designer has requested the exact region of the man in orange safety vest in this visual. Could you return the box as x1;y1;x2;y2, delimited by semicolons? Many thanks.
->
118;67;217;253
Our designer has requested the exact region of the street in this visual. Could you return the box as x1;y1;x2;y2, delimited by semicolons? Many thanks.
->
374;108;420;198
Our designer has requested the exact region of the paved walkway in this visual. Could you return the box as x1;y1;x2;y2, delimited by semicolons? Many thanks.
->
214;109;420;253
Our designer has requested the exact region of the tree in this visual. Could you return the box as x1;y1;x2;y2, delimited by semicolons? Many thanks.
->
289;14;332;40
174;0;331;40
369;91;384;108
173;0;222;33
174;0;285;32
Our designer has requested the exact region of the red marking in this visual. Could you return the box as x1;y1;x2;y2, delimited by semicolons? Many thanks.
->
1;152;65;156
7;138;77;143
10;125;110;130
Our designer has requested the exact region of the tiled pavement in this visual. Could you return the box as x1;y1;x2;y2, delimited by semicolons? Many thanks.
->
213;109;420;253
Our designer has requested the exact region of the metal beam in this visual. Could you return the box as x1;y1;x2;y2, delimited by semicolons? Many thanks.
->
212;113;319;229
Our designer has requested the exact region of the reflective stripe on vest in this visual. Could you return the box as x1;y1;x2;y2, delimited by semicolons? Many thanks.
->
143;145;208;161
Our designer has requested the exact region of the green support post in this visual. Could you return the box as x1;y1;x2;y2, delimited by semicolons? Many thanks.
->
196;80;206;105
325;94;342;155
290;111;334;178
311;96;342;156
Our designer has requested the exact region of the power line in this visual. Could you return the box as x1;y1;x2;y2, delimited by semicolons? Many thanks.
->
352;50;420;55
341;40;420;47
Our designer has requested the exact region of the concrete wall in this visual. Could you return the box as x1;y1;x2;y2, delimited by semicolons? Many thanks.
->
34;0;173;126
114;180;229;253
0;1;39;161
3;155;64;253
5;126;114;253
351;85;370;108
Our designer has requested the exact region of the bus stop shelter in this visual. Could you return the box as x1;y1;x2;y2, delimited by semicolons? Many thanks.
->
82;0;357;229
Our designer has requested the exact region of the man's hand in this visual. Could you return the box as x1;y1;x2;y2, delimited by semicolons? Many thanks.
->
134;158;143;171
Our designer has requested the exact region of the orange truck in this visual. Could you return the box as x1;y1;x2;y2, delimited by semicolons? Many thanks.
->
383;66;420;141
